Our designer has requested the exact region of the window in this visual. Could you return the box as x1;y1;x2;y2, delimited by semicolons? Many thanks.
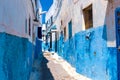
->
68;20;72;39
50;33;52;49
61;20;63;26
83;4;93;29
64;27;66;40
50;16;53;24
29;17;31;36
25;19;27;34
32;26;35;42
38;27;42;39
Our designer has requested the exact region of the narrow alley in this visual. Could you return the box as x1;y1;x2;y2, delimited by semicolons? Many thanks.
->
30;51;91;80
0;0;120;80
43;52;92;80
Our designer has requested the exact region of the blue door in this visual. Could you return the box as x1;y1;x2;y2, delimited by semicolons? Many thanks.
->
115;7;120;80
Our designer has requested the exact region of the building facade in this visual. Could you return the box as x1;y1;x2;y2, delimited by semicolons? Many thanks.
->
45;0;120;80
0;0;42;80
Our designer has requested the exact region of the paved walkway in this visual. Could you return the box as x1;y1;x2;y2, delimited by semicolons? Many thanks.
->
44;52;92;80
30;54;54;80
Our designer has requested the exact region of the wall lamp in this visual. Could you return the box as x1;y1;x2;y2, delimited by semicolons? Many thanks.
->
33;9;47;26
85;31;94;40
86;32;91;40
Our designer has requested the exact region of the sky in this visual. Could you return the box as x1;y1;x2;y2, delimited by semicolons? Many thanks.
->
40;0;53;23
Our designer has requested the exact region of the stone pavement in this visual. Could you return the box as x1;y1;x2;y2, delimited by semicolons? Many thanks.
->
44;52;92;80
30;54;54;80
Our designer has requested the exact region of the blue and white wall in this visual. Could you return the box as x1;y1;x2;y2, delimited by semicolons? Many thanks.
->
46;0;120;80
0;0;41;80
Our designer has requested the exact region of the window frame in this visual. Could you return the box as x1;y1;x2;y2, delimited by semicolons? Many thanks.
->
83;4;93;30
68;20;72;39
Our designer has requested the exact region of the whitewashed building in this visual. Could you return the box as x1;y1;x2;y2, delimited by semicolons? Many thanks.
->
0;0;42;80
46;0;120;80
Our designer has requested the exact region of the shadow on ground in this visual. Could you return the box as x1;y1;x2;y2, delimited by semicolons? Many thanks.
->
30;53;54;80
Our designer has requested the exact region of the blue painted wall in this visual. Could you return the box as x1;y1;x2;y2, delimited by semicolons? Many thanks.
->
35;38;42;59
0;32;34;80
107;47;117;80
54;25;117;80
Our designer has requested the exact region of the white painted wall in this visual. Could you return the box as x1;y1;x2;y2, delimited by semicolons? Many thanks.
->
0;0;37;41
46;0;120;47
106;0;120;47
45;0;55;22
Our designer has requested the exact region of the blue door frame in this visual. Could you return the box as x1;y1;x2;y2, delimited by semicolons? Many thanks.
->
115;7;120;80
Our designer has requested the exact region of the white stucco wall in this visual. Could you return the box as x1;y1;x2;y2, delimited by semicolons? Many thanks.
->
46;0;120;47
106;0;120;47
45;0;55;22
0;0;37;40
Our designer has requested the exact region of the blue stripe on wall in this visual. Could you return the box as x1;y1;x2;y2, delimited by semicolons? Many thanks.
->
49;25;117;80
35;38;42;59
107;47;117;80
0;32;34;80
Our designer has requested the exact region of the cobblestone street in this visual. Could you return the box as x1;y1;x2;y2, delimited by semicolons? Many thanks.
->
43;52;91;80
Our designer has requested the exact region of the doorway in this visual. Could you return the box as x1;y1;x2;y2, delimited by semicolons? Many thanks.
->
115;7;120;80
